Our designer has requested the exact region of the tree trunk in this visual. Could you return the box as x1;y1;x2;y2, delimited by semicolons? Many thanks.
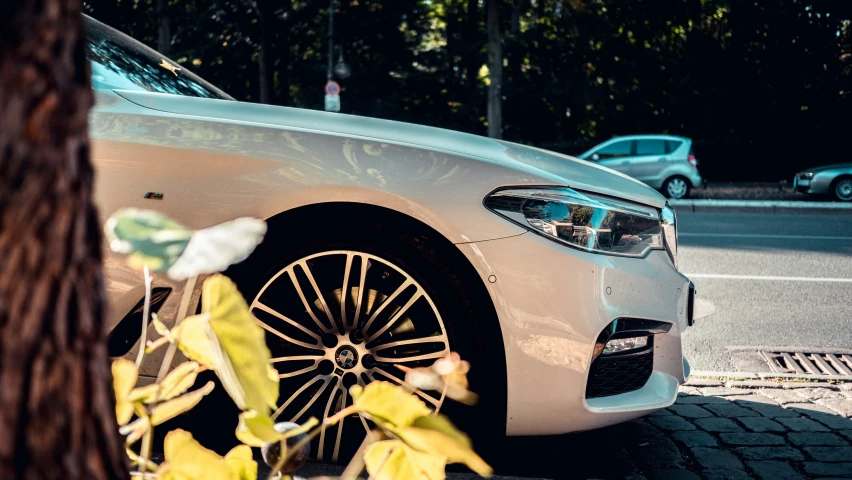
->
0;2;129;479
486;0;503;139
156;0;170;56
256;0;274;104
445;0;458;101
463;0;480;91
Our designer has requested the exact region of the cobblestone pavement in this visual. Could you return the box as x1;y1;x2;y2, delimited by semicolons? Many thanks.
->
268;378;852;479
489;378;852;480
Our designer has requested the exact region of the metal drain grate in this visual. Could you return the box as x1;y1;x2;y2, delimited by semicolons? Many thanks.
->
761;350;852;376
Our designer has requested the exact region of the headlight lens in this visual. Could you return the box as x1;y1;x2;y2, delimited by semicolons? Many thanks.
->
602;335;649;355
484;187;667;259
799;172;814;179
661;204;678;269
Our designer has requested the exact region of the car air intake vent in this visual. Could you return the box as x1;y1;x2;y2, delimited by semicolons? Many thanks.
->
586;344;654;398
761;350;852;377
107;288;172;357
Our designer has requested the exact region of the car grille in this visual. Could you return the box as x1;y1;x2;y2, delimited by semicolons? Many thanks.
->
586;346;654;399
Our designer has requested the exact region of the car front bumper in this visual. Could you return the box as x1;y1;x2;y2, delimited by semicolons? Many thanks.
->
458;232;691;436
794;174;832;195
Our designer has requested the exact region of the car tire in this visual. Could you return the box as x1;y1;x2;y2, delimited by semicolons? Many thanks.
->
220;208;503;463
663;176;691;199
831;176;852;202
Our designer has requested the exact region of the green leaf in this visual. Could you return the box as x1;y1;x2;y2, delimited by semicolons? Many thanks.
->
104;208;193;273
166;217;266;280
151;381;215;426
112;359;138;426
364;439;446;480
392;424;492;476
157;429;239;480
203;275;279;414
349;382;431;427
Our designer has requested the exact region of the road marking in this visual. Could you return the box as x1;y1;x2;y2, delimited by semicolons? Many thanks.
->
685;273;852;283
680;233;852;241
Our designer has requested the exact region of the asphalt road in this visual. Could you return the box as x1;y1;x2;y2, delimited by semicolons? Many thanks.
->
677;210;852;372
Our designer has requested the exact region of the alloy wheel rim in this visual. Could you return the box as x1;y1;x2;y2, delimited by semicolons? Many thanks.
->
836;179;852;201
667;178;687;198
250;250;450;461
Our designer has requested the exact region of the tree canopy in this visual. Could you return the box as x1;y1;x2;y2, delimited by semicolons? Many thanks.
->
83;0;852;181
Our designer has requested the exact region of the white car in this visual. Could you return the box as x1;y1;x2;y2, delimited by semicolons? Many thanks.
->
88;17;694;460
578;135;705;199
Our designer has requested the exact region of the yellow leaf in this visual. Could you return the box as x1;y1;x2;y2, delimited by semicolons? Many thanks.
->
151;381;215;425
350;381;431;427
364;440;446;480
411;415;472;448
112;359;138;425
224;445;258;480
203;275;278;414
158;429;238;480
171;313;216;368
235;410;282;447
130;362;201;404
152;313;170;336
128;384;159;403
392;424;492;476
403;353;478;405
281;416;319;439
119;416;150;445
159;362;202;400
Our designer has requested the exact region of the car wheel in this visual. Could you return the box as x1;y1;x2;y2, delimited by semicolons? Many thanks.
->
663;176;690;199
227;212;496;463
832;177;852;202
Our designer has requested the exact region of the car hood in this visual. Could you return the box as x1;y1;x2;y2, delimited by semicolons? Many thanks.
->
800;163;852;174
115;91;668;209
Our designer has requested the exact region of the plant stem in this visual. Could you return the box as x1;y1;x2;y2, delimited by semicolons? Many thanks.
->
135;265;153;368
341;425;383;480
156;275;198;382
139;425;154;473
145;336;169;353
325;404;358;426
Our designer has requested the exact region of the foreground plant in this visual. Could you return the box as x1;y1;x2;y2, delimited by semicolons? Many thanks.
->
106;208;491;480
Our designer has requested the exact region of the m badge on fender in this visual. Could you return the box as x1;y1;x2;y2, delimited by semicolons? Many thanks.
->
144;192;164;200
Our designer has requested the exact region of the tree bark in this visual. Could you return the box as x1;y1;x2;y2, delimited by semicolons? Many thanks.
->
0;2;129;479
156;0;170;56
486;0;503;139
256;0;274;104
463;0;480;91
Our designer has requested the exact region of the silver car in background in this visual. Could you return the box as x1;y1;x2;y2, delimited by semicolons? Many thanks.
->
578;135;704;199
794;164;852;201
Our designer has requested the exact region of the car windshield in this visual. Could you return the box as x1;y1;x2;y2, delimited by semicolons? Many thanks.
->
85;17;232;100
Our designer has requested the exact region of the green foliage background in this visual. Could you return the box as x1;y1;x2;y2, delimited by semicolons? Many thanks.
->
83;0;852;181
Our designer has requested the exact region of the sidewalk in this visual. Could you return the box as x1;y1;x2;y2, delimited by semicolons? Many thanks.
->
485;378;852;480
279;378;852;480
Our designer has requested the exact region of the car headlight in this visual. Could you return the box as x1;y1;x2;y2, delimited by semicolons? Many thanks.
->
485;187;676;265
798;172;814;179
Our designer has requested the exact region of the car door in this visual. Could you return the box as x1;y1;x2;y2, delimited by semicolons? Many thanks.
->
630;139;671;184
587;139;635;175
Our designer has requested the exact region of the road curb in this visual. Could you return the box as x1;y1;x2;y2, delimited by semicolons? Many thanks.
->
670;199;852;215
690;370;851;384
